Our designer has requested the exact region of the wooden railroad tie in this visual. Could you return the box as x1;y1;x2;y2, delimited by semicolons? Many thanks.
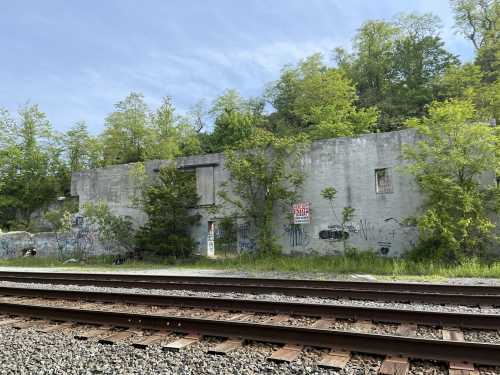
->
74;326;112;340
208;339;243;355
311;318;336;329
354;320;374;333
12;319;44;330
228;313;253;321
442;328;479;375
268;343;303;363
37;322;75;334
442;327;464;341
0;317;24;326
449;361;479;375
131;330;171;349
378;356;409;375
263;314;289;325
163;333;201;351
98;330;135;345
318;349;351;369
395;323;417;337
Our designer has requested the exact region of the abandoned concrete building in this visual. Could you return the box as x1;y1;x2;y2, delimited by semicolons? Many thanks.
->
67;128;424;257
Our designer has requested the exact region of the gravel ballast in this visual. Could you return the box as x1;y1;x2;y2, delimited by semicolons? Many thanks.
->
1;326;498;375
1;280;499;315
0;325;369;375
1;275;500;374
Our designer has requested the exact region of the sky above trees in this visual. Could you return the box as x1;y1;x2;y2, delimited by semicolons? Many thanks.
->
0;0;474;133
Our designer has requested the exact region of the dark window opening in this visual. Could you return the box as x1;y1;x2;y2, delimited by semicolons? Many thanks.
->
375;168;393;194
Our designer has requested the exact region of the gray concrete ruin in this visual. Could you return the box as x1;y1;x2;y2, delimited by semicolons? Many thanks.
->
70;129;425;257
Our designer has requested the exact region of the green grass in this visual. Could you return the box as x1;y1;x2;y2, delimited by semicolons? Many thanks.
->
0;255;163;270
1;252;500;279
186;253;500;278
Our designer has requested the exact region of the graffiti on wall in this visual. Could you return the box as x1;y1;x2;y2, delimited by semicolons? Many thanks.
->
237;223;256;252
283;224;310;247
0;239;17;258
52;216;99;258
319;216;417;254
319;223;360;242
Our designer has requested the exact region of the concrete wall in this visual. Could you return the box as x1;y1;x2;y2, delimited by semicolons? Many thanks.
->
71;159;170;227
277;129;421;256
68;129;423;257
0;229;106;259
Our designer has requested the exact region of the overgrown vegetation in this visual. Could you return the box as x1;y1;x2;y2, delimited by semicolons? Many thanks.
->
220;130;309;256
0;1;499;268
214;216;238;256
2;251;500;279
83;201;135;254
189;251;500;279
404;99;500;262
321;186;356;249
135;165;200;259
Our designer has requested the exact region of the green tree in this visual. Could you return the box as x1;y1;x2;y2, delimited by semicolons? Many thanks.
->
404;99;500;262
65;121;104;171
336;21;399;111
147;97;202;159
451;0;500;82
102;92;150;164
220;129;309;255
145;97;182;160
267;54;378;139
135;165;200;258
439;63;500;122
0;105;67;230
206;90;264;152
102;93;202;164
339;13;458;131
389;14;459;124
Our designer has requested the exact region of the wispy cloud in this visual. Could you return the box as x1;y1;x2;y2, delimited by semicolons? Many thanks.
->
0;0;474;134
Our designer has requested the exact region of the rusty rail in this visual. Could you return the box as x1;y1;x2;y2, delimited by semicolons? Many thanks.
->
0;271;499;305
0;286;498;329
0;300;499;366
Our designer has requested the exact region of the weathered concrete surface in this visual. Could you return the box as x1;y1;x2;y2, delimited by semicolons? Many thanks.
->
0;231;75;258
68;129;426;257
283;129;422;256
0;226;126;259
71;159;170;227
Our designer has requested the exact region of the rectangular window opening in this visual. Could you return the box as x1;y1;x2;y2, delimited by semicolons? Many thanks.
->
375;168;393;194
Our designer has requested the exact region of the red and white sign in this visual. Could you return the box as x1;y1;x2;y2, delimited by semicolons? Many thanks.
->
292;202;310;224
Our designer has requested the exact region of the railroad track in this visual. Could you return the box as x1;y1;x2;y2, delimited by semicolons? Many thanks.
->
0;286;499;329
0;284;499;373
0;271;499;305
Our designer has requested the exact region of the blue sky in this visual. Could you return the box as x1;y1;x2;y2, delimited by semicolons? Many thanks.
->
0;1;473;134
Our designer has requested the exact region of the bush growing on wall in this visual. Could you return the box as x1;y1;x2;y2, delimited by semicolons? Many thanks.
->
220;129;309;256
83;201;135;254
135;165;200;259
403;99;500;263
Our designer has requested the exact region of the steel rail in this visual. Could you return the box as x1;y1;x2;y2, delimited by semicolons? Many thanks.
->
0;286;498;329
1;271;500;295
0;301;499;366
0;274;499;305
